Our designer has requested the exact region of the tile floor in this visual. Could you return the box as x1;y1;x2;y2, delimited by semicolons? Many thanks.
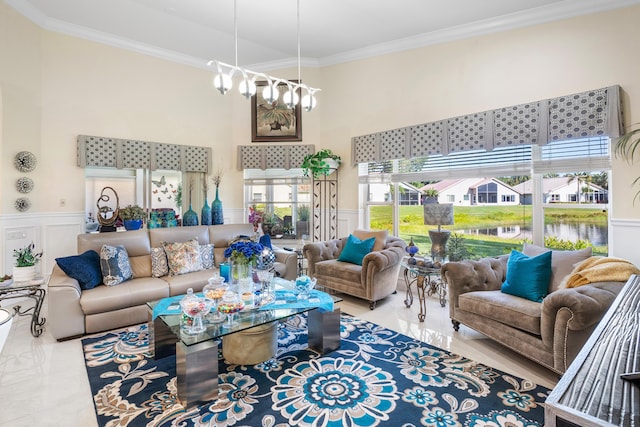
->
0;281;559;427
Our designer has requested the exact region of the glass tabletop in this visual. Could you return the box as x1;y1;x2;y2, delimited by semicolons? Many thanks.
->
0;278;45;292
401;257;443;275
148;278;341;347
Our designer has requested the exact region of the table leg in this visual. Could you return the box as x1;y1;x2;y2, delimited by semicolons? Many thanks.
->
438;280;447;307
176;340;219;408
404;269;414;308
415;276;427;322
308;308;341;354
12;287;46;337
147;309;178;360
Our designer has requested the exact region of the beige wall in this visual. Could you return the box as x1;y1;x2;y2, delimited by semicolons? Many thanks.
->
1;2;640;271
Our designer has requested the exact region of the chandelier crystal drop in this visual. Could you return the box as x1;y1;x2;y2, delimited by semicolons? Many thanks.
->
207;0;320;110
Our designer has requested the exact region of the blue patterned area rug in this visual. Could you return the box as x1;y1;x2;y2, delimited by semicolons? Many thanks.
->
82;314;549;427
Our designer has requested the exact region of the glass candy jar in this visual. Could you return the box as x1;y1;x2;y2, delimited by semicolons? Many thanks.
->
180;288;212;335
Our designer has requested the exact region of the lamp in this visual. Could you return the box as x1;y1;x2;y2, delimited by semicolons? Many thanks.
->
423;203;454;261
209;0;320;110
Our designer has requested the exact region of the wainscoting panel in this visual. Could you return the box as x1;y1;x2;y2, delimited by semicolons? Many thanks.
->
610;218;640;268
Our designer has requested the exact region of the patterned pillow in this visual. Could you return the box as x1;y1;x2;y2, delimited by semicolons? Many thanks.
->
199;243;215;269
162;239;203;276
150;247;169;278
100;245;133;286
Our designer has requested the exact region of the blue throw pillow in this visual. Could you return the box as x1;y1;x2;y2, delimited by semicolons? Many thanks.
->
55;250;102;290
259;234;273;250
100;245;133;286
501;249;552;302
337;234;376;265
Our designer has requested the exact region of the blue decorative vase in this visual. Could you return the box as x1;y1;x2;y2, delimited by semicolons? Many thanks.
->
123;219;143;230
183;204;199;226
201;196;212;226
212;187;224;225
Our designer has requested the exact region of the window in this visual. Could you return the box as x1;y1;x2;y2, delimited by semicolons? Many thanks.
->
360;137;610;258
244;169;310;239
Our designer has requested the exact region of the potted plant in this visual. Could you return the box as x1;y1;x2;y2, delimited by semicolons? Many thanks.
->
615;126;640;203
301;149;342;179
13;242;42;282
423;189;439;204
119;204;147;230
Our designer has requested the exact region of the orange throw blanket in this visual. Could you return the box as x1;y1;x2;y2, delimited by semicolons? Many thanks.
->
562;256;640;288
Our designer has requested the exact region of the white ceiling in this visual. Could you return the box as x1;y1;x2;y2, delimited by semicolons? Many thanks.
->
6;0;640;70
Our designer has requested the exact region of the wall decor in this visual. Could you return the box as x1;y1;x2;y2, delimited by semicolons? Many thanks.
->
251;80;302;142
15;197;31;212
14;151;37;172
16;177;34;193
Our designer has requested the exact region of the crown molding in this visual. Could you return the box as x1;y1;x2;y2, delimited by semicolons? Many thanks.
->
6;0;640;70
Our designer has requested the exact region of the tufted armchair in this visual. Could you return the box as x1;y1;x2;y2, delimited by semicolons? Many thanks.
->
304;234;406;309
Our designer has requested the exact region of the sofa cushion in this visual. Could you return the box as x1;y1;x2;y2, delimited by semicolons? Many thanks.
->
315;259;362;284
100;245;133;286
129;255;151;278
163;269;215;296
162;239;203;276
501;250;551;303
55;250;102;290
459;290;542;336
352;229;388;252
80;277;169;315
522;243;592;293
338;234;376;265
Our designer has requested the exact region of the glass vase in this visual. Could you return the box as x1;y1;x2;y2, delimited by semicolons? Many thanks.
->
201;196;212;226
212;187;224;225
182;203;199;226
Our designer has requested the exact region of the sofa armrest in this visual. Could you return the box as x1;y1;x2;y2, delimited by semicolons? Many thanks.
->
541;281;624;371
272;247;298;280
361;245;404;281
48;265;86;340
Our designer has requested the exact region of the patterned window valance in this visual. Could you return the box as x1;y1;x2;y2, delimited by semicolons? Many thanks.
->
237;144;314;170
351;85;622;165
77;135;212;173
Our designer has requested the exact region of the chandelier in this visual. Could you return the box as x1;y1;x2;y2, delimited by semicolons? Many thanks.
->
208;0;320;111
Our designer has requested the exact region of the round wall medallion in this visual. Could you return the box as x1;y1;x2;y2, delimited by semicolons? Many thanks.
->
15;197;31;212
16;177;34;193
14;151;37;172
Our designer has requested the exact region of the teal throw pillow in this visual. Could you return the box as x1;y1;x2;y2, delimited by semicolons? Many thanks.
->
501;249;552;303
337;234;376;265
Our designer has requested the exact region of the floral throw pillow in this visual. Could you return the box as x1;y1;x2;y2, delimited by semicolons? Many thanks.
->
199;243;215;270
100;245;133;286
150;247;169;278
162;239;203;276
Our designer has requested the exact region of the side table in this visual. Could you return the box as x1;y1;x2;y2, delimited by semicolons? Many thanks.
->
0;279;46;337
402;261;446;322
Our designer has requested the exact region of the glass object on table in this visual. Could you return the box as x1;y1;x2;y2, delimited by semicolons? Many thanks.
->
203;275;227;323
217;291;244;328
294;275;316;300
255;268;275;303
180;288;212;335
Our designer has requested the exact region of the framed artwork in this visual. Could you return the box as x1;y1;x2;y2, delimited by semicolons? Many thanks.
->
251;80;302;142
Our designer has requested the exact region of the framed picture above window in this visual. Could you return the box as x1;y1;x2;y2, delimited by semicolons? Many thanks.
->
251;80;302;142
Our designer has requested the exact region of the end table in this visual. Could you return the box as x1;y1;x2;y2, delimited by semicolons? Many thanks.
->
401;260;446;322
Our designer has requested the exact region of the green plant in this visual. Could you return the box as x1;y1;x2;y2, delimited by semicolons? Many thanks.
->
13;242;42;267
297;205;310;221
301;149;342;179
614;125;640;203
424;189;439;197
119;204;147;221
446;233;472;261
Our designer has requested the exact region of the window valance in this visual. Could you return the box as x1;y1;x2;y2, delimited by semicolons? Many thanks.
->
237;144;314;170
77;135;212;173
351;85;622;165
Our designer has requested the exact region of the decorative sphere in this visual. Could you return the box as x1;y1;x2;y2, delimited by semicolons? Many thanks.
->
255;248;276;270
301;94;317;112
239;79;256;99
283;90;299;109
213;73;233;95
262;85;279;103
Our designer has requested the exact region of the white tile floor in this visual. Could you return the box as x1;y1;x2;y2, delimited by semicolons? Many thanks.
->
0;281;559;427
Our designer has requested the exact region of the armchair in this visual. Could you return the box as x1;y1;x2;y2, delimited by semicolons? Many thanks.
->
304;233;406;309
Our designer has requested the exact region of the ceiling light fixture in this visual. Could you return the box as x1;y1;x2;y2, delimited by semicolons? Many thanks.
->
208;0;320;111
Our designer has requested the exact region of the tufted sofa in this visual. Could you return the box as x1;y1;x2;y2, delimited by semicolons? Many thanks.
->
441;251;630;374
48;224;297;340
304;233;406;309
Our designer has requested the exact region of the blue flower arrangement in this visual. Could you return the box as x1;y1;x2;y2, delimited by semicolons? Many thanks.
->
224;240;264;264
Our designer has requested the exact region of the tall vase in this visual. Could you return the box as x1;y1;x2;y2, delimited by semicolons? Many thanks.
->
201;196;212;226
212;187;224;225
182;203;199;226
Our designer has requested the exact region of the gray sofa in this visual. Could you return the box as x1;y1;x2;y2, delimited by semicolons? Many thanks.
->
441;250;629;374
304;234;406;309
48;224;297;340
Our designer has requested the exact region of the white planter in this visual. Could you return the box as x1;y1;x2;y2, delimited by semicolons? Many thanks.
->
12;265;36;283
323;158;340;172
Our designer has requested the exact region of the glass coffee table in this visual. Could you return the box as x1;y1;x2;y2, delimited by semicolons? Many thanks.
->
147;282;341;409
0;279;46;337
